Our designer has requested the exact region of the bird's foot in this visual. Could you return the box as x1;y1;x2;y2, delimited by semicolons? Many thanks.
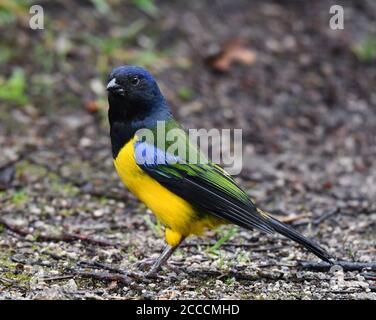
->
129;260;162;279
133;257;156;271
133;258;172;278
145;262;165;278
133;244;181;277
145;269;159;279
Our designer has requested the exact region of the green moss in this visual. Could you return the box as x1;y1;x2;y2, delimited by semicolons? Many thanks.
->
174;248;184;257
90;0;111;14
178;86;195;102
143;215;163;237
0;45;13;64
353;36;376;62
86;19;146;59
11;189;28;207
47;172;79;197
127;50;165;69
0;252;32;285
99;197;109;205
0;0;28;26
60;208;76;217
132;0;159;18
236;251;250;264
2;271;32;284
0;68;28;105
217;253;225;269
60;182;79;197
225;277;236;286
15;161;47;179
127;245;138;263
345;245;357;260
34;30;55;73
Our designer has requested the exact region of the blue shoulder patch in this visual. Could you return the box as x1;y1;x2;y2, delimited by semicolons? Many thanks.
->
134;141;181;166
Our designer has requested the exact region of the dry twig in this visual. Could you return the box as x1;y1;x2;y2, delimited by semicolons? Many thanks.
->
300;261;376;272
0;217;125;248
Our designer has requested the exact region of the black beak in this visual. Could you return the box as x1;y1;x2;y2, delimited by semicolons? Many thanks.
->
106;78;125;95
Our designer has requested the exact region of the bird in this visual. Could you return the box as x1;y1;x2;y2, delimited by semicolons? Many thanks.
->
106;65;333;275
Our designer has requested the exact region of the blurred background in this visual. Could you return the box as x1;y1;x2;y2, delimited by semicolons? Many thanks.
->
0;0;375;299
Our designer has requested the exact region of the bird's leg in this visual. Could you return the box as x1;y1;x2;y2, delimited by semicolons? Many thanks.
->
147;243;180;276
135;243;181;273
135;229;184;276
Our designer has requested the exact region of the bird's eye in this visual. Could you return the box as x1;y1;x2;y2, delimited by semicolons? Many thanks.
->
130;76;140;86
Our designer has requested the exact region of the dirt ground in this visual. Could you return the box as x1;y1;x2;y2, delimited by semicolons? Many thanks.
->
0;0;375;299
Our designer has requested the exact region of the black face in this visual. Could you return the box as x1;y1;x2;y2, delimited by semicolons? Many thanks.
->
107;66;170;158
106;66;162;106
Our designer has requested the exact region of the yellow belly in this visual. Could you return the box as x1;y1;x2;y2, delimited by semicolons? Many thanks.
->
113;137;222;246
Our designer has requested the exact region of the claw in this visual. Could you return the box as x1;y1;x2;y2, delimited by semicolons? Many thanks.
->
133;257;156;271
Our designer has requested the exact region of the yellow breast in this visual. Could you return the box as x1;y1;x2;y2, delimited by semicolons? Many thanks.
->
114;137;224;245
113;137;198;238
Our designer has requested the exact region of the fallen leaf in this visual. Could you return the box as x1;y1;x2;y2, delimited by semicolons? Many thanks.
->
207;39;256;72
84;100;100;113
322;181;333;190
106;281;119;291
277;213;311;224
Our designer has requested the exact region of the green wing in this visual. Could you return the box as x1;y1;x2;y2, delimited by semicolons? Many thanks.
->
147;161;275;234
135;120;274;234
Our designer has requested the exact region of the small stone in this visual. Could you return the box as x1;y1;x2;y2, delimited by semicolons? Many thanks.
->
44;206;55;215
64;279;78;291
180;279;189;286
79;137;92;148
90;79;105;96
30;206;42;215
93;209;104;217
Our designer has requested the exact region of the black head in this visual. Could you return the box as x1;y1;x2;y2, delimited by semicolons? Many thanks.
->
107;66;165;116
107;66;171;157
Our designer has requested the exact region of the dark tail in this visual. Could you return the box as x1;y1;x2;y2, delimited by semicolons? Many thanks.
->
267;215;333;263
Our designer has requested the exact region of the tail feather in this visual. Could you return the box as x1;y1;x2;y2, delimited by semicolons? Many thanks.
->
268;216;333;263
257;209;333;263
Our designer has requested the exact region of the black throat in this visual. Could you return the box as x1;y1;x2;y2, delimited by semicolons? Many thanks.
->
108;94;171;159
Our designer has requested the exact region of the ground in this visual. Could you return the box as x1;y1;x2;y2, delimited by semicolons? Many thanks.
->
0;0;375;299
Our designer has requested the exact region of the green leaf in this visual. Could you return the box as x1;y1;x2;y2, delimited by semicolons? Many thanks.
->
143;214;163;237
11;190;28;207
0;68;28;105
208;226;237;254
178;86;195;102
132;0;159;18
353;37;376;62
90;0;111;14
